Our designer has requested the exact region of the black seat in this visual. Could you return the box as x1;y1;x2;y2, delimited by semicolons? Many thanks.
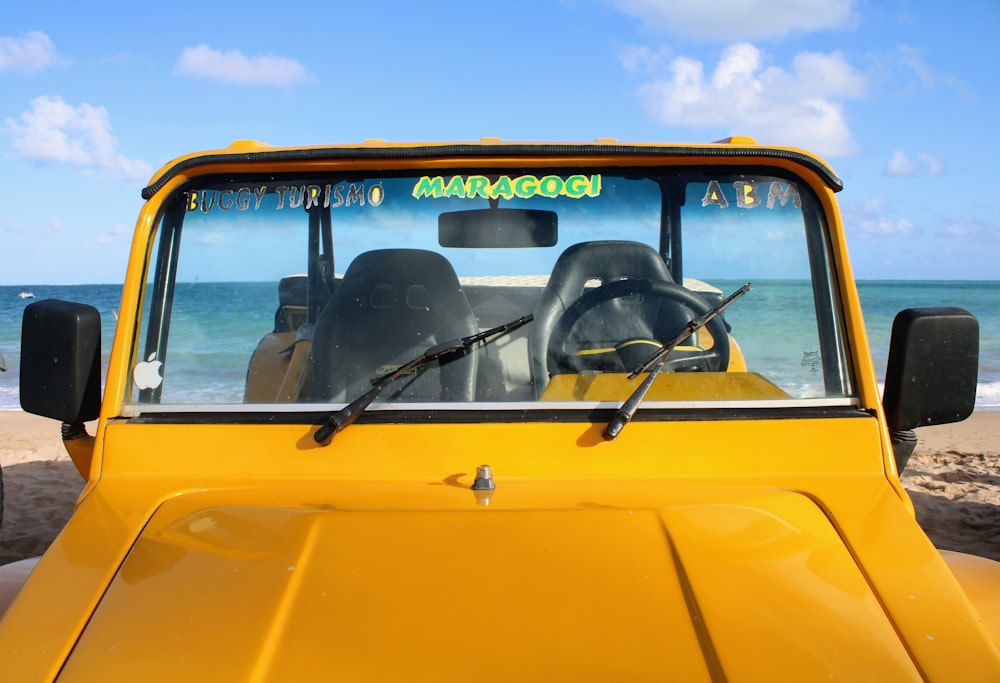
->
274;274;308;333
529;240;675;393
311;249;479;403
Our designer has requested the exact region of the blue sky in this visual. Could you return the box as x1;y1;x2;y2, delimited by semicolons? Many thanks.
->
1;0;997;284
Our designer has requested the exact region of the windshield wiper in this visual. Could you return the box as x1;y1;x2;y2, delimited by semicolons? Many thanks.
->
604;282;753;440
314;313;533;444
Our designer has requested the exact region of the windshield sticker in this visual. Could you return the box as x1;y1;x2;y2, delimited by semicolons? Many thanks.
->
800;347;821;374
184;182;385;213
701;180;802;210
412;174;602;200
133;352;163;391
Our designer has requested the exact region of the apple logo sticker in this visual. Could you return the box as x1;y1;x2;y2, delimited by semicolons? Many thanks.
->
133;352;163;390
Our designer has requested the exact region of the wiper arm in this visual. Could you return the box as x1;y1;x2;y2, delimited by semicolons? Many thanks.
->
314;313;533;444
604;283;753;440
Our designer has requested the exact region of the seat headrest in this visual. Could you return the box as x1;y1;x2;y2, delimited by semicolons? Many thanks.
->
546;240;672;299
339;249;465;306
278;274;308;307
310;249;479;403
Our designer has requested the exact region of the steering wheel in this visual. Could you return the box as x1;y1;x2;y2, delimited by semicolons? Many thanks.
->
546;278;730;377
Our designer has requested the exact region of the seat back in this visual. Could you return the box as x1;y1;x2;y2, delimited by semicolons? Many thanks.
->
529;240;673;391
311;249;479;403
244;274;310;403
266;274;309;333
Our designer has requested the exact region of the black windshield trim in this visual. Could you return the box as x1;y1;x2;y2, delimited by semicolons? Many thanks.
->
142;143;842;200
124;405;869;426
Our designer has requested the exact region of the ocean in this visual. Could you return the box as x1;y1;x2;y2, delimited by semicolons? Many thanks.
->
1;281;998;411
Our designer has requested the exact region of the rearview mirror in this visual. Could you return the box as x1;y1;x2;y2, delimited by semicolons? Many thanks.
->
439;209;557;248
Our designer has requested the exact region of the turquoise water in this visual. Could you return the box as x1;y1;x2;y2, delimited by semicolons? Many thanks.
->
2;281;998;410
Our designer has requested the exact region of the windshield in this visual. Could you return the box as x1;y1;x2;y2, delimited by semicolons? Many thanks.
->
127;166;853;415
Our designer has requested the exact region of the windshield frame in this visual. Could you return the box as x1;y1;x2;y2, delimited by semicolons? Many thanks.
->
123;160;857;420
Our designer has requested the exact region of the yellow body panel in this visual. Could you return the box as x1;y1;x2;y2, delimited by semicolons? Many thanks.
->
540;371;790;402
2;418;999;680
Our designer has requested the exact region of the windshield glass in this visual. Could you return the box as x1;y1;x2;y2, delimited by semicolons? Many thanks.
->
127;167;853;414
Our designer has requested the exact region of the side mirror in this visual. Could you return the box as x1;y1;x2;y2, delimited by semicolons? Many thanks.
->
20;299;102;424
882;307;978;470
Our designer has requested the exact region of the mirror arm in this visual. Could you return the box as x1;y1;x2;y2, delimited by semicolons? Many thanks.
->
888;428;918;473
61;422;95;480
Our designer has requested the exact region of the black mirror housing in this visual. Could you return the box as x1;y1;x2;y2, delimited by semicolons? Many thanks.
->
438;209;558;248
20;299;102;424
882;307;978;433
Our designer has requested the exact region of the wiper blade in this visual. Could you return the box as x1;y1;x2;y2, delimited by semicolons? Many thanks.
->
604;283;753;440
314;313;533;444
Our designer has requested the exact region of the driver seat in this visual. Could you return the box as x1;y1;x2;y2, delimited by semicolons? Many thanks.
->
529;240;675;395
311;249;479;403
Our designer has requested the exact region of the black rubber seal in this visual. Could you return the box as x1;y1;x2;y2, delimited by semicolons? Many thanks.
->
142;143;843;200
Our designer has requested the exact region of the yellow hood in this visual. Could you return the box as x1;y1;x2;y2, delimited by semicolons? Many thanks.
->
59;488;921;681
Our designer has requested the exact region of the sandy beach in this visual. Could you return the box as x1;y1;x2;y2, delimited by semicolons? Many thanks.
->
0;410;998;565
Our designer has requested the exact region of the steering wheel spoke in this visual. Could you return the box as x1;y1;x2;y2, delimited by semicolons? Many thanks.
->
546;278;730;377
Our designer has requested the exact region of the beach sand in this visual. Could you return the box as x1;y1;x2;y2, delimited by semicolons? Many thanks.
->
0;410;998;565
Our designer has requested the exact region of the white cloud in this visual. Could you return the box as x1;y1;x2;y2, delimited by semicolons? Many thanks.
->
632;43;867;157
842;195;920;239
937;215;997;242
197;232;227;246
884;149;916;176
82;224;132;251
918;152;944;175
867;44;971;102
883;149;945;177
895;44;936;88
2;216;63;236
850;214;918;239
0;31;58;73
846;199;995;247
609;0;855;41
862;217;917;238
174;44;309;86
618;44;672;74
4;95;152;180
